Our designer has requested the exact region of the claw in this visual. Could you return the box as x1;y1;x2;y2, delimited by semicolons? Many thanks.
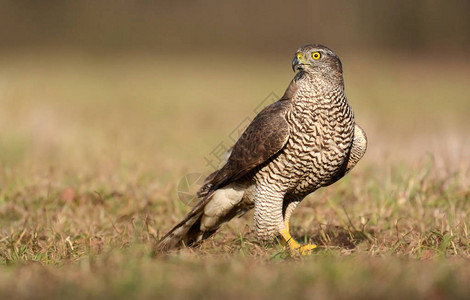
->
280;221;317;255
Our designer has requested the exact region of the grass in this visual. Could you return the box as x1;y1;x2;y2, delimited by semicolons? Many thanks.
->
0;50;469;299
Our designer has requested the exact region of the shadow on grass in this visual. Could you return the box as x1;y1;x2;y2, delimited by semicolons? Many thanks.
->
294;225;374;250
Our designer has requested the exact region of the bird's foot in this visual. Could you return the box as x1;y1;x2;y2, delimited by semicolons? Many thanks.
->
286;239;317;255
280;222;317;255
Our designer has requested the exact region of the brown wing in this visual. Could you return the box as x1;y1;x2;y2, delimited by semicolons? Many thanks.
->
201;99;291;194
197;77;300;198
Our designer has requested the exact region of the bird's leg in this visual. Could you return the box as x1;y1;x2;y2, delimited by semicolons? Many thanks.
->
280;200;316;255
253;188;316;254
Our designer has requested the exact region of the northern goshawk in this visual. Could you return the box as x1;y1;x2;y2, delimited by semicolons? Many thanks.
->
158;44;367;254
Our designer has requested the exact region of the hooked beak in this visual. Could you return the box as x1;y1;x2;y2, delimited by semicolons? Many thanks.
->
292;53;308;72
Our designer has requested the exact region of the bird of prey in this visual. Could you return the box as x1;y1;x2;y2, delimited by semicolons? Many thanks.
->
158;44;367;254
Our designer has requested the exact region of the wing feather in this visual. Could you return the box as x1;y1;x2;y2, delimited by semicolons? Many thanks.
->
201;99;291;193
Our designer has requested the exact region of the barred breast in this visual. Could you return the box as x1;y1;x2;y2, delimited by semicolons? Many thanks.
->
254;78;354;198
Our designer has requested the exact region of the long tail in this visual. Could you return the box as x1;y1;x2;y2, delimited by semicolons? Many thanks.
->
156;193;216;251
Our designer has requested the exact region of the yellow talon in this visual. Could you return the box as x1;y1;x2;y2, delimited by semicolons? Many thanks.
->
280;221;317;255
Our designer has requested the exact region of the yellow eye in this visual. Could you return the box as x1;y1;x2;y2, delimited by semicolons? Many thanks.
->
312;52;321;60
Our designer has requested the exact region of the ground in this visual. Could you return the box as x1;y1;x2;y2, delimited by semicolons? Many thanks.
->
0;50;469;299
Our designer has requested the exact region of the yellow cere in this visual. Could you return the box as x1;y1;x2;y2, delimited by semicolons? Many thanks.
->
312;51;321;60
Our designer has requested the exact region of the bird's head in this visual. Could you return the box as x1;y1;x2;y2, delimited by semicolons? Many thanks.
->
292;44;343;79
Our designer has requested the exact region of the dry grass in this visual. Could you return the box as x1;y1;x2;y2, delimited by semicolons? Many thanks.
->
0;50;469;299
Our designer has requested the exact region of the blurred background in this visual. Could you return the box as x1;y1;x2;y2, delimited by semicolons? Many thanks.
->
1;0;469;53
0;0;469;188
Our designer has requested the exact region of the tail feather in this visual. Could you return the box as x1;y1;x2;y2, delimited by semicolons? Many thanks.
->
156;182;253;251
156;193;214;251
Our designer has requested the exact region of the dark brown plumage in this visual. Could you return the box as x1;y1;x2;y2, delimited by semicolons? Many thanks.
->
157;44;367;253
